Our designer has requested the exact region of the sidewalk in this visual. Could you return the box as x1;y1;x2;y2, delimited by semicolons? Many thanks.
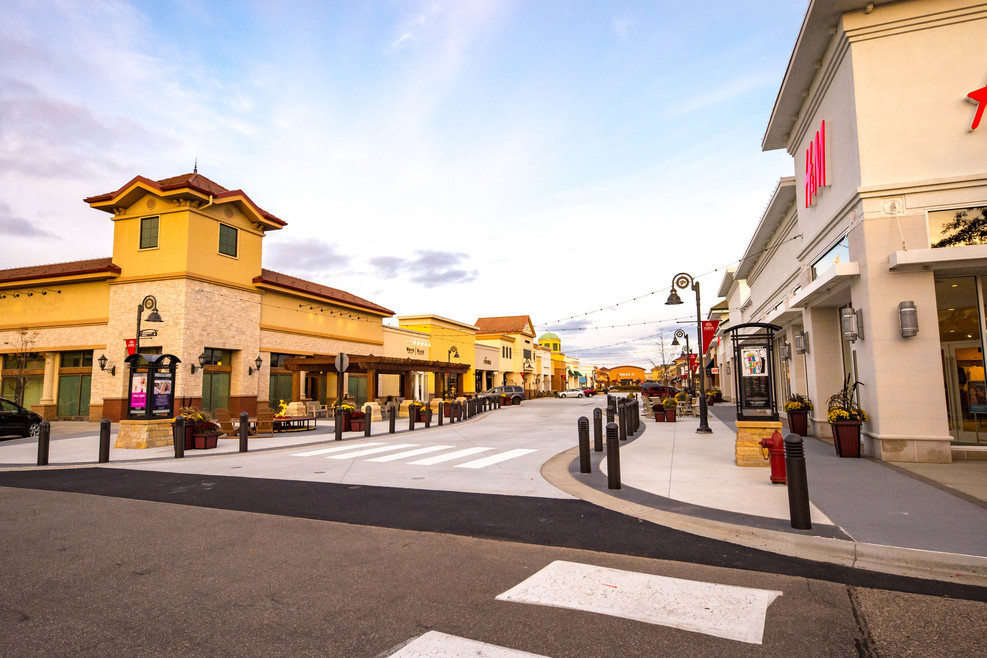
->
542;400;987;586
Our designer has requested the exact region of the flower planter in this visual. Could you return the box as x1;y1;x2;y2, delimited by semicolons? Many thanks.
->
339;412;352;432
350;418;366;432
664;407;677;422
652;405;665;422
787;410;809;436
830;421;861;458
192;432;220;450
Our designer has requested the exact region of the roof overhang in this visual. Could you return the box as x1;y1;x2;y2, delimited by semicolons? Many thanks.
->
889;245;987;276
736;177;797;280
790;262;859;308
763;0;897;151
85;175;286;231
284;354;470;374
762;299;804;326
717;268;736;298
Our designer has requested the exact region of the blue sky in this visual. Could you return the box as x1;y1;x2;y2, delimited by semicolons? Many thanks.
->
0;0;808;367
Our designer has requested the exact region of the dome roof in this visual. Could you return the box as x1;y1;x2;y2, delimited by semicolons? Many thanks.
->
538;332;560;342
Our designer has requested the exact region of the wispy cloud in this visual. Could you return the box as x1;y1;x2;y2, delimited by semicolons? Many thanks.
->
0;201;58;239
613;17;634;38
665;72;778;117
369;250;478;288
264;239;353;273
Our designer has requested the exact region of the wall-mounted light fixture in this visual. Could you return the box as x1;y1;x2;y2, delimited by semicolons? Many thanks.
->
899;301;918;338
841;307;864;342
794;330;809;354
248;355;263;375
191;352;208;374
779;343;791;360
97;354;115;376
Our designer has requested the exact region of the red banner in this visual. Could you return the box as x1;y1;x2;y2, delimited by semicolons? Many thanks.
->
125;338;137;356
701;319;720;355
689;353;698;373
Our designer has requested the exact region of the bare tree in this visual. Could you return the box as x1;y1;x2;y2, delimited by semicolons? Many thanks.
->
2;329;39;406
655;330;673;390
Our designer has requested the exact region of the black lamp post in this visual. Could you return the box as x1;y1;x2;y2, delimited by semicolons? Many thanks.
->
135;295;163;354
671;329;693;394
666;273;712;433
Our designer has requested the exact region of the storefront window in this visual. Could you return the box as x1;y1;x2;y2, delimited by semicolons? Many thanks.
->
937;277;987;444
930;206;987;248
811;235;849;280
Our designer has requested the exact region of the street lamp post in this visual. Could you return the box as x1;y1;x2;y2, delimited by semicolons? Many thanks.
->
666;273;712;433
671;329;692;393
135;295;163;354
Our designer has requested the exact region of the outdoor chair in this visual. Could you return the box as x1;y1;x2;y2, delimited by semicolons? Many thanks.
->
305;401;328;418
214;408;239;438
256;409;275;438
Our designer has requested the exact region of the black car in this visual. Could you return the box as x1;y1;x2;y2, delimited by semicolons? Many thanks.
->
0;396;43;438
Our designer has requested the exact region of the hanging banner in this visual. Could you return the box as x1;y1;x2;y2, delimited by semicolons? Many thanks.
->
689;353;698;373
701;320;720;355
125;338;137;356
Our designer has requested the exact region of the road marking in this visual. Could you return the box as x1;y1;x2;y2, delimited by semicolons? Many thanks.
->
496;560;782;645
325;444;418;459
292;443;384;457
457;448;538;469
366;445;455;462
409;447;490;465
386;631;548;657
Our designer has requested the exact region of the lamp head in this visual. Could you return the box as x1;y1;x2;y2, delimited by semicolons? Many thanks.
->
665;288;683;305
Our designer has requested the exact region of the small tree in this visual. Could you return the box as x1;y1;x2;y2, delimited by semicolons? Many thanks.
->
654;330;674;390
2;329;39;406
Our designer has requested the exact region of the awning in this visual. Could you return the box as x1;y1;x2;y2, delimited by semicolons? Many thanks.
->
283;354;469;375
705;360;714;370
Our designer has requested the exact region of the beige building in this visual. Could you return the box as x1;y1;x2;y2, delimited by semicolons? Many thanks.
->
723;0;987;462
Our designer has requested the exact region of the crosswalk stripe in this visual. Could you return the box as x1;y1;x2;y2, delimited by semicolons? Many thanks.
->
457;448;538;469
292;443;384;457
325;444;418;459
408;446;490;465
366;445;456;462
496;560;782;645
387;631;548;657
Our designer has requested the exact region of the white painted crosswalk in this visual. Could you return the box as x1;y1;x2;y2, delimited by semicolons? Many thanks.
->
387;631;548;657
290;442;538;470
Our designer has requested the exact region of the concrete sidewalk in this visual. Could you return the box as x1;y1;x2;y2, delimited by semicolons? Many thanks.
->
542;399;987;586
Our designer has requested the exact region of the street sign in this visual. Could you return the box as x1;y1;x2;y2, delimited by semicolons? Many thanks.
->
139;329;158;337
334;353;349;373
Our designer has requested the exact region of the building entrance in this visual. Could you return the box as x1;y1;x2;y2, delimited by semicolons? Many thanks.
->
936;276;987;445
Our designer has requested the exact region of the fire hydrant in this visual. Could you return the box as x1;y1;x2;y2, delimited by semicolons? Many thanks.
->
759;430;787;484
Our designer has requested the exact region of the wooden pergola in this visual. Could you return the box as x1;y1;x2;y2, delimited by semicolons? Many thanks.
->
283;354;470;401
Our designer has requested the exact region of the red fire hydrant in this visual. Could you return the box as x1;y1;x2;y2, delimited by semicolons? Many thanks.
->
759;430;787;484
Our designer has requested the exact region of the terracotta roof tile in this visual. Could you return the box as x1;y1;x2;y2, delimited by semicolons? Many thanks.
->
0;257;120;285
475;315;535;335
254;269;393;316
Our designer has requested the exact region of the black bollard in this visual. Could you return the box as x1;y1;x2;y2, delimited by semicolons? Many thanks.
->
239;411;249;453
409;406;416;432
618;401;628;441
784;433;812;529
578;416;591;474
98;418;111;463
606;406;614;425
606;421;621;490
593;408;603;452
364;405;373;437
450;402;456;425
335;407;343;441
438;402;444;426
173;416;184;459
424;405;432;428
389;403;397;434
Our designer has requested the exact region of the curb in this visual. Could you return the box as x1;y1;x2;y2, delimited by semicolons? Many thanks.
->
541;446;987;588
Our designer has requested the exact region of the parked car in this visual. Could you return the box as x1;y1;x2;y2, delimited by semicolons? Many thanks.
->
582;388;596;397
478;385;525;405
639;382;679;398
558;388;585;398
0;396;42;439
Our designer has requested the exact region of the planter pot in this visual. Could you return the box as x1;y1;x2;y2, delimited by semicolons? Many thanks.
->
664;407;677;422
193;432;220;450
174;424;195;450
830;421;861;458
350;418;366;432
340;412;352;432
787;410;809;436
652;405;665;422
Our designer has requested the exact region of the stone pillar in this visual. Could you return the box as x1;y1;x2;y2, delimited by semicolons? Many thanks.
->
34;352;59;420
735;420;780;467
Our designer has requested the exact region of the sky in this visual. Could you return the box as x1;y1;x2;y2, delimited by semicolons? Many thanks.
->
0;0;808;369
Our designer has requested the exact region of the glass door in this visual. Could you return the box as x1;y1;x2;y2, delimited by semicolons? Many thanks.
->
942;341;987;444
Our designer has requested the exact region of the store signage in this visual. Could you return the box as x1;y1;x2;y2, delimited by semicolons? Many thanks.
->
804;120;827;207
701;320;720;355
125;338;137;355
405;346;426;356
968;84;987;129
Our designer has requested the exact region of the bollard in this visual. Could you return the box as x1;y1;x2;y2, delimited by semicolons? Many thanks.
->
606;421;621;490
450;402;456;424
409;407;416;432
606;406;615;425
239;411;249;452
632;399;639;433
438;403;444;426
593;408;603;452
784;433;812;529
364;405;373;437
578;417;591;474
335;407;344;441
424;405;432;429
173;416;184;459
98;418;111;463
389;404;397;434
618;401;628;441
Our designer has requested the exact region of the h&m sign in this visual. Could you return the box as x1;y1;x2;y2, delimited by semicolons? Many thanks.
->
804;120;829;208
